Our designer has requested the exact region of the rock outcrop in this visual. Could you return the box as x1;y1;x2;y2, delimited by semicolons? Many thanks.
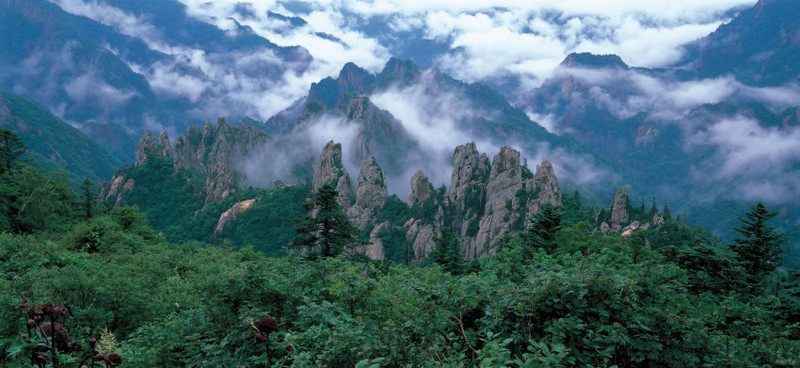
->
473;147;527;257
525;161;562;224
134;131;171;167
215;199;256;234
365;222;390;260
312;140;355;208
609;187;630;232
348;157;388;229
408;171;435;206
114;118;269;206
404;170;446;258
100;174;135;207
449;143;491;255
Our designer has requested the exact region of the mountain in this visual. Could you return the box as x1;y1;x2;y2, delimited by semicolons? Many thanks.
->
518;0;800;265
681;0;800;85
265;58;617;199
0;0;311;161
100;57;622;259
0;90;121;184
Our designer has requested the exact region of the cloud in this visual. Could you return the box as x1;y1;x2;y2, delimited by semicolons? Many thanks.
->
174;0;755;93
689;116;800;203
64;70;138;107
47;0;760;126
50;0;162;45
542;66;800;127
370;71;501;191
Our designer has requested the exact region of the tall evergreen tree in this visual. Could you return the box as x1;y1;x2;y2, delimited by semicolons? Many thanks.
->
431;228;464;274
0;128;25;175
731;202;786;282
80;178;96;220
525;202;562;255
292;183;359;258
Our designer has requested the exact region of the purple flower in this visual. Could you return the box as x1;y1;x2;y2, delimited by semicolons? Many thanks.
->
255;316;278;333
106;353;122;366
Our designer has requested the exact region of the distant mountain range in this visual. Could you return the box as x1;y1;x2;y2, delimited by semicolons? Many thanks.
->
1;0;799;261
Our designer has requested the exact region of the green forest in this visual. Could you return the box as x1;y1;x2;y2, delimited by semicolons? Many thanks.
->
2;128;800;367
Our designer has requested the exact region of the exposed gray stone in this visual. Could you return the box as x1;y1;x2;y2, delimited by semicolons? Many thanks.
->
312;140;355;208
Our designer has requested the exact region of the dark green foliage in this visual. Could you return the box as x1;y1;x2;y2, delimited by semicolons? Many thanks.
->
110;155;205;241
523;202;562;255
80;178;95;220
0;143;799;367
216;185;308;257
561;190;595;225
0;128;25;174
731;202;786;283
293;183;359;258
430;228;464;274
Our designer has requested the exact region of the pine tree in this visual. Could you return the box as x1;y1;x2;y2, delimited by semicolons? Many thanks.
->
431;228;464;274
730;202;786;282
0;128;25;175
292;183;359;258
649;197;658;217
80;178;96;220
525;202;562;255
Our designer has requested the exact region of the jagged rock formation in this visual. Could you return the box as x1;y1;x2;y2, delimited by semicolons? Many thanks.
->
467;147;562;258
307;141;562;261
348;157;388;229
100;174;135;207
404;170;446;258
408;171;435;206
103;118;269;206
610;188;630;232
449;143;491;256
312;140;355;208
597;188;667;237
215;199;256;234
134;131;171;167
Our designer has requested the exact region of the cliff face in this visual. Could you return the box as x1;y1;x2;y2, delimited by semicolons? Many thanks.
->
348;157;388;229
134;131;172;167
308;141;562;261
104;118;269;206
312;140;356;209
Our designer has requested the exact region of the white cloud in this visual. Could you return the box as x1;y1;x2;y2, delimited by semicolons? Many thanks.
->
690;116;800;202
370;71;501;190
64;70;138;107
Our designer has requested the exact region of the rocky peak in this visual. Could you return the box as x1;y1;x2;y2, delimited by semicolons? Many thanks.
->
526;160;562;217
312;140;355;208
348;157;388;229
408;170;434;206
344;97;421;178
560;52;629;70
172;125;204;171
354;157;388;209
448;142;491;244
609;187;631;231
134;130;171;167
338;62;375;95
377;57;421;87
472;146;525;257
